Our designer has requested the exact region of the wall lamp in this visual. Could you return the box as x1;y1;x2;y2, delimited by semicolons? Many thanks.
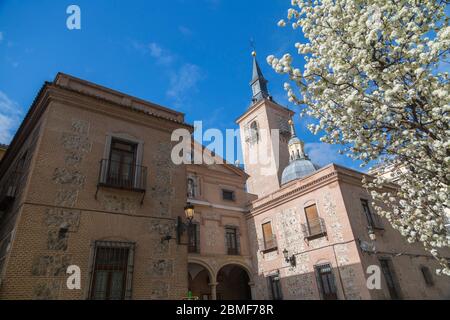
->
161;203;195;244
283;249;296;267
358;226;377;254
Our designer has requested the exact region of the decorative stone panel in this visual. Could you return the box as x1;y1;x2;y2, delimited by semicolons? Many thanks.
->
55;189;79;207
147;219;176;237
150;281;169;299
52;168;85;187
150;240;169;255
277;208;305;253
101;193;139;214
44;208;81;232
31;255;71;276
61;132;91;153
285;272;316;299
147;259;173;277
323;192;344;242
47;229;68;251
151;142;175;217
33;280;62;300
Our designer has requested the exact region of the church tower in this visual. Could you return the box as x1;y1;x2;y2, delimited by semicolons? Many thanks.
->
236;52;293;198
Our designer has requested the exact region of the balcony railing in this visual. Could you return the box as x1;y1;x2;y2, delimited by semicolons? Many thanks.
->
262;235;278;252
97;159;147;192
0;171;20;211
302;217;327;241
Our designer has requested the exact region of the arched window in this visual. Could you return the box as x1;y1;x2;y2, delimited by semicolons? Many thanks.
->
249;121;259;143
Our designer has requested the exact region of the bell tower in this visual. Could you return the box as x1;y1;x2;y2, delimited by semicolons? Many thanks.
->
236;51;293;198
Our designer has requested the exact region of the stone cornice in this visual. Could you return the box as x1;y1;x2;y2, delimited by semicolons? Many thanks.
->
47;84;193;133
245;163;398;219
246;170;340;218
54;72;186;124
235;98;294;124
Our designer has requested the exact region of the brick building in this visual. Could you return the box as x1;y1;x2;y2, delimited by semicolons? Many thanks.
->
0;73;191;299
0;55;449;300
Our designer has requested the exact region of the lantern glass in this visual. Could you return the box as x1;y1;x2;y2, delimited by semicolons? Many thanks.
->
184;203;195;221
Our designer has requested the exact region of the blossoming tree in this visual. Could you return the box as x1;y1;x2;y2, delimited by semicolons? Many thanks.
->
269;0;450;274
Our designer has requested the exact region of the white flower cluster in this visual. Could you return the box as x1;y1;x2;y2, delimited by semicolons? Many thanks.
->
270;0;450;275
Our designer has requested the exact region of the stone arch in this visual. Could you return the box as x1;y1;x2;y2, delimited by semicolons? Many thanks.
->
188;257;215;280
215;262;254;300
216;261;253;282
188;258;215;300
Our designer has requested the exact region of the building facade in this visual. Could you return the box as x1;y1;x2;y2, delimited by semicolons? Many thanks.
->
185;142;256;300
0;55;449;300
0;145;7;161
238;54;450;300
0;73;191;299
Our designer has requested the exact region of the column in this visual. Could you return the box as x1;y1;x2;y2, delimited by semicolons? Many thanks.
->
248;281;256;300
209;282;218;300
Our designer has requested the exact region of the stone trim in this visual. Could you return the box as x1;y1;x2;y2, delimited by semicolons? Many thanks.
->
188;199;247;213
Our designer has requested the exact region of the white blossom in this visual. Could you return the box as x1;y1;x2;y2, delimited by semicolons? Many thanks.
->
269;0;450;275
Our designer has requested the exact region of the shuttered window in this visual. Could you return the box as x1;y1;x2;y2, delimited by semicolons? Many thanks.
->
262;222;276;250
305;204;321;236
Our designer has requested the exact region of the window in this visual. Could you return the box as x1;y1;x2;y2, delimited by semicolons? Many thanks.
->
188;224;199;254
268;274;283;300
361;199;382;229
420;266;434;287
222;189;235;201
107;139;137;188
90;241;134;300
225;227;239;255
262;222;277;251
379;258;401;299
99;137;147;192
304;204;326;239
315;263;337;300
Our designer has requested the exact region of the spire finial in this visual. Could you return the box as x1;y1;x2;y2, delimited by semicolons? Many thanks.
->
250;38;256;56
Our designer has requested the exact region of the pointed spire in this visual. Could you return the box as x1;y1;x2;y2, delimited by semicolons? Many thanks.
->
250;51;270;104
288;118;296;137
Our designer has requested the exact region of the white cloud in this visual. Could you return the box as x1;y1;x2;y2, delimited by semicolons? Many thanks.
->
132;41;175;66
166;63;204;105
0;91;22;143
304;142;342;167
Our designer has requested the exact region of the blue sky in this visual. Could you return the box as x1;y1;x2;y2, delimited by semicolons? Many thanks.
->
0;0;365;170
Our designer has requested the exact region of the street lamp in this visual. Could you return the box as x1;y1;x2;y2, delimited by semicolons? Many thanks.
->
367;226;377;241
161;203;195;244
283;248;296;267
184;203;195;223
358;226;377;254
